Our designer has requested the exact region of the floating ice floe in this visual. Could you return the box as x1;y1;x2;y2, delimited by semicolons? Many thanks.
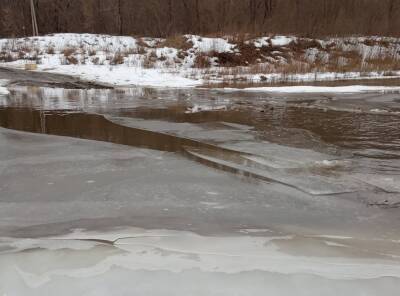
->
186;104;228;113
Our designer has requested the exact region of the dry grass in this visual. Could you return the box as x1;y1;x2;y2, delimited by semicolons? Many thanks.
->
46;47;55;54
226;33;259;44
137;46;147;55
158;54;167;62
142;51;158;68
88;48;97;56
0;34;398;84
17;50;26;59
363;39;390;47
63;47;77;57
363;56;400;71
288;39;323;52
158;35;192;50
65;55;79;65
194;53;212;68
0;52;16;62
124;47;138;55
91;57;100;65
110;52;125;65
136;38;149;48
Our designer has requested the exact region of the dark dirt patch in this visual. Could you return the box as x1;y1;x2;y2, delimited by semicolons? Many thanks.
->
0;67;112;89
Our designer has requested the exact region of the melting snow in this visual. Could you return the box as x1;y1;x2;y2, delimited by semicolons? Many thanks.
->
224;85;400;93
270;36;295;46
1;33;399;88
0;86;9;95
188;35;236;53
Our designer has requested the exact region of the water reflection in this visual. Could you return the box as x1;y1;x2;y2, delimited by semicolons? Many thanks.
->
2;85;400;153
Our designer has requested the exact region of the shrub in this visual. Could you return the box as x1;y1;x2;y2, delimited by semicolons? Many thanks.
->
288;39;323;52
88;49;97;56
46;47;55;54
136;38;149;48
194;53;212;68
66;55;79;65
91;57;100;65
158;54;167;62
137;46;147;54
18;50;26;59
63;47;76;57
110;52;125;65
142;52;157;68
159;35;192;50
0;52;16;62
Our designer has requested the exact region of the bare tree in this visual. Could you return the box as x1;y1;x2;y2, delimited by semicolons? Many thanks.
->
1;0;399;38
30;0;38;36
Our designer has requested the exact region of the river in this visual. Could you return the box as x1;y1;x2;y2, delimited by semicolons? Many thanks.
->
0;84;400;295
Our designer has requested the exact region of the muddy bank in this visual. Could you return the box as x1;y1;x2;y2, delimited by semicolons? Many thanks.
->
0;66;112;89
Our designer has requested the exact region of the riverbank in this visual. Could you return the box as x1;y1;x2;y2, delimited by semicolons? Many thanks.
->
1;33;400;88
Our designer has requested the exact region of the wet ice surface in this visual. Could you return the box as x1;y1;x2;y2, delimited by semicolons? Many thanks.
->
1;86;400;294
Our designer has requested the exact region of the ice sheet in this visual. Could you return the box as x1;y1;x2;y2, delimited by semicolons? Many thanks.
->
1;227;400;295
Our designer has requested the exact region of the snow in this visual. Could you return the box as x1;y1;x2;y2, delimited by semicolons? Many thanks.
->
0;79;9;95
252;37;271;48
1;33;400;88
224;85;400;94
0;33;138;53
186;104;228;113
0;79;9;94
42;65;202;88
233;71;400;85
188;35;236;53
251;36;296;48
270;35;295;47
0;86;8;95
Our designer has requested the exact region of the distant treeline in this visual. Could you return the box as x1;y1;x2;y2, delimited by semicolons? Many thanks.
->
1;0;400;38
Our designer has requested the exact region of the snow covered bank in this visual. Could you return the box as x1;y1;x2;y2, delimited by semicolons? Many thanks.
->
42;65;202;88
1;33;400;88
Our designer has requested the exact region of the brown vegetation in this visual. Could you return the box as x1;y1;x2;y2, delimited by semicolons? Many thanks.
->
65;55;78;65
46;46;55;54
158;35;192;50
0;52;15;62
110;52;125;65
63;47;76;57
1;0;400;38
193;53;212;68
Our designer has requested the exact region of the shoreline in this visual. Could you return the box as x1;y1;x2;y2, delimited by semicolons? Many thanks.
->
1;33;399;89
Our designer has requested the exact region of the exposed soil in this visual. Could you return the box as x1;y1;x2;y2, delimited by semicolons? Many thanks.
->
0;66;113;89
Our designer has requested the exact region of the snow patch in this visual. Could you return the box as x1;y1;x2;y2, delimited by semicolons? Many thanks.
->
0;86;9;95
224;85;400;94
41;65;202;88
186;104;228;113
188;35;236;53
270;36;295;47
